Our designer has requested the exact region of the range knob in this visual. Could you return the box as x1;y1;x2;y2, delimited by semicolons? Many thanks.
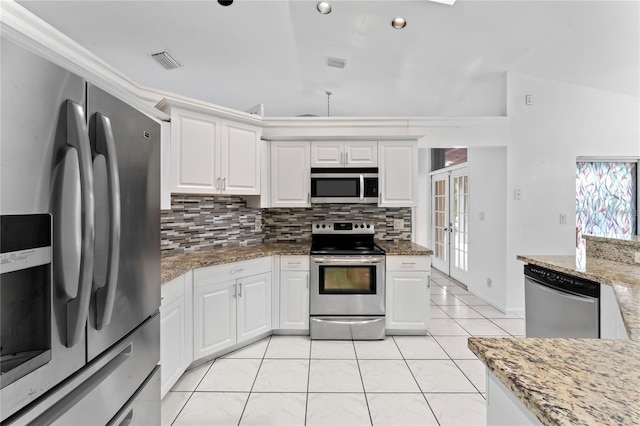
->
316;224;320;228
366;224;371;228
322;224;326;228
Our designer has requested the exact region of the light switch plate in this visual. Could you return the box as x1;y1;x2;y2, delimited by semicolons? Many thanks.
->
393;219;404;230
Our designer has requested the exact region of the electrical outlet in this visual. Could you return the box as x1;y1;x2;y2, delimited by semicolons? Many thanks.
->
486;278;492;288
635;252;640;264
393;219;404;230
514;189;522;200
559;214;567;225
525;94;533;105
254;219;261;230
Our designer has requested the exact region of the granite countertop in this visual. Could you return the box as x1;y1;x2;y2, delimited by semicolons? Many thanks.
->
468;337;640;426
161;242;311;284
516;254;640;340
162;240;434;284
469;254;640;426
376;240;433;256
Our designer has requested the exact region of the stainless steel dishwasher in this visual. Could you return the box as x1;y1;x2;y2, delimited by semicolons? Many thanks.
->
524;265;600;338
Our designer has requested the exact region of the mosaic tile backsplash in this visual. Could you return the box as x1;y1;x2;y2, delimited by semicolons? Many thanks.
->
262;204;412;242
161;196;413;254
161;194;263;254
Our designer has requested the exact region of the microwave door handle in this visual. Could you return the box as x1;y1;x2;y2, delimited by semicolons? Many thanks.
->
360;174;364;201
65;100;95;347
94;113;121;330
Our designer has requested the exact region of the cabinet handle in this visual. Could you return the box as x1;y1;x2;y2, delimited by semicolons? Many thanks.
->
427;277;431;289
346;152;349;165
307;192;310;204
231;268;244;274
306;275;309;289
238;282;243;297
379;192;382;203
288;262;301;265
340;152;344;166
215;177;220;190
232;283;237;299
222;178;226;191
402;262;416;265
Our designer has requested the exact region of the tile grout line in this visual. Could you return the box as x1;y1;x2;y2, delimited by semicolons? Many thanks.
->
236;336;272;426
304;339;312;426
169;357;217;425
391;336;442;426
353;340;374;426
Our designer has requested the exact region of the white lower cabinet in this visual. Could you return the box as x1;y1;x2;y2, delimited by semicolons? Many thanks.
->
600;283;629;339
193;258;272;360
278;256;310;330
385;256;430;334
160;272;193;398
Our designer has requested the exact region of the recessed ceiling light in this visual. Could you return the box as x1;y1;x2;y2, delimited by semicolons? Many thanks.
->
317;1;331;14
392;17;407;29
218;0;233;5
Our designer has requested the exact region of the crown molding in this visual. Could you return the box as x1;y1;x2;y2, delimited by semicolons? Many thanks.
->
0;0;169;121
156;96;263;127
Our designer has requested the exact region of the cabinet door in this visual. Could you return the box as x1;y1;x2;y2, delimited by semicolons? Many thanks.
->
279;270;309;330
311;141;344;167
386;271;430;331
271;141;311;207
171;109;220;193
237;272;272;343
378;141;418;207
344;141;377;167
160;296;185;398
193;279;237;359
220;122;260;195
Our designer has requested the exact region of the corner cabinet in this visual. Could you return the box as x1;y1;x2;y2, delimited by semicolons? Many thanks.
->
270;141;311;207
378;141;418;207
157;100;262;196
385;256;430;334
193;258;272;360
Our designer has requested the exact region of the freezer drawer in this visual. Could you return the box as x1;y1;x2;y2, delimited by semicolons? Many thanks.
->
109;366;160;426
5;313;159;425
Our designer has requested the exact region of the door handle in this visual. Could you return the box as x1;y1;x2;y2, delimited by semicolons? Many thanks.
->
64;100;95;347
93;112;121;330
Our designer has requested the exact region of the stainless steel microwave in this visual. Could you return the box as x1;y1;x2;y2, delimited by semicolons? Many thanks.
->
310;168;379;204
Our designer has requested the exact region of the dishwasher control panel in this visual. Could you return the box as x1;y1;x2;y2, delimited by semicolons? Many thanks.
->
524;265;600;298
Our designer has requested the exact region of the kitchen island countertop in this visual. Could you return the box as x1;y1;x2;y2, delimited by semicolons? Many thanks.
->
469;254;640;426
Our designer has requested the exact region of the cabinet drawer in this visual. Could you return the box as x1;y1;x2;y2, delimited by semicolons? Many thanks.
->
194;257;271;286
161;274;185;307
386;256;430;272
280;256;310;271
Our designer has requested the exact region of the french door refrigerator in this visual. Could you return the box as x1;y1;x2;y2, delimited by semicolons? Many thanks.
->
0;37;161;424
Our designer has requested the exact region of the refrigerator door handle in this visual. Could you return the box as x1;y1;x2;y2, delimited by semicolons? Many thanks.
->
94;113;121;329
65;100;96;347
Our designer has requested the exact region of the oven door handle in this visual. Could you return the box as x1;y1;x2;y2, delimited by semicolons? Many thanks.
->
312;256;385;264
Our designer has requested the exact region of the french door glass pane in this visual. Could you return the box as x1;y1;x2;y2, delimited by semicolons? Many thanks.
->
576;162;638;267
452;175;469;272
434;178;447;262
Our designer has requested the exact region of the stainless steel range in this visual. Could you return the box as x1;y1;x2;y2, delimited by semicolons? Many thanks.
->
309;221;386;340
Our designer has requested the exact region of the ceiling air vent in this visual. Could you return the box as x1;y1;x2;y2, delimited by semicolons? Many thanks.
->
327;57;346;69
150;51;182;70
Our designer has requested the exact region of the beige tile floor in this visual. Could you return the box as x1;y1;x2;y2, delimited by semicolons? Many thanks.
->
162;269;524;425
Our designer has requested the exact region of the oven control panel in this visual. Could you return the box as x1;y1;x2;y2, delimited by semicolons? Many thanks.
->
312;221;374;234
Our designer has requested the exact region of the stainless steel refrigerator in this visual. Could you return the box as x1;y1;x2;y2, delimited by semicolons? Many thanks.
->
0;37;161;424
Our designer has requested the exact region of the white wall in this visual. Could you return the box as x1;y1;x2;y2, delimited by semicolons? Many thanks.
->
468;147;507;309
505;73;640;315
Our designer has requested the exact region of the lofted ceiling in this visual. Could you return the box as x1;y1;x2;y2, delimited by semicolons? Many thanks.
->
16;0;640;117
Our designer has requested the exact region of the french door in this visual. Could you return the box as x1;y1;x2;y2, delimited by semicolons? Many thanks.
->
431;167;469;284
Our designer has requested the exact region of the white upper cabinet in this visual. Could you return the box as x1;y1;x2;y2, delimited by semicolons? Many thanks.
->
378;141;418;207
311;141;377;168
158;100;262;195
270;141;311;207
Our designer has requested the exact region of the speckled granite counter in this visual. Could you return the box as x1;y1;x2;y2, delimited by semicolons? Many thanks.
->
469;253;640;426
468;337;640;426
376;240;433;256
162;240;433;284
161;242;310;284
516;254;639;341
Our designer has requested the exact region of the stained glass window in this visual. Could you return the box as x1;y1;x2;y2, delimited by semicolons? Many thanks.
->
576;162;638;267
